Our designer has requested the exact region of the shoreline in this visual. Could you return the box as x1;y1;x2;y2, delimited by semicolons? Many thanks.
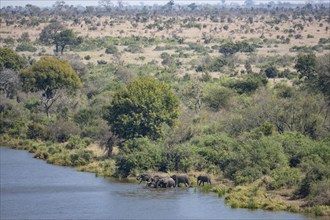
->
0;136;329;218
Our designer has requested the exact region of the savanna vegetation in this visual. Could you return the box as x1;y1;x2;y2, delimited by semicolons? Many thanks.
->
0;0;329;217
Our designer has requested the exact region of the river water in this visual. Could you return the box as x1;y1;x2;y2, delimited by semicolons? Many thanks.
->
1;147;310;219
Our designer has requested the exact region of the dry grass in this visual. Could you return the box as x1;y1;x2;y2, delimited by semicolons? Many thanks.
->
1;15;328;73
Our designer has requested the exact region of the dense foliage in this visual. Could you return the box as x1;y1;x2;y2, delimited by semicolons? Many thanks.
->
0;3;329;214
0;48;27;71
104;77;180;140
19;57;82;117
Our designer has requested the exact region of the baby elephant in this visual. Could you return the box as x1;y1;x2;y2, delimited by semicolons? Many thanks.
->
197;175;211;186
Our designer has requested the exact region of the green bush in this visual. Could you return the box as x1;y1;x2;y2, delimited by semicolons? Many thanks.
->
307;179;330;206
268;167;302;190
203;85;232;111
160;144;194;172
70;150;92;166
115;138;162;177
65;135;87;150
227;137;288;184
15;43;37;52
124;44;143;53
225;75;268;95
27;123;47;140
105;45;118;54
264;66;279;78
0;47;27;70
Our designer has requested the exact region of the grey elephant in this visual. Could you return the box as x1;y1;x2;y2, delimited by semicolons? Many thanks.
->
170;174;189;187
152;173;170;179
136;173;152;184
157;177;175;188
197;175;211;186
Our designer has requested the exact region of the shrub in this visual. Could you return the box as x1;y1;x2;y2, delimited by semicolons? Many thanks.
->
70;150;92;166
27;123;47;140
105;45;118;54
296;162;330;198
159;144;194;172
65;135;88;150
97;60;107;65
115;138;162;177
0;47;27;71
15;43;37;52
307;179;330;206
46;119;80;142
84;55;91;60
264;66;279;78
203;85;232;111
318;38;330;45
268;167;302;190
124;44;143;53
225;75;268;95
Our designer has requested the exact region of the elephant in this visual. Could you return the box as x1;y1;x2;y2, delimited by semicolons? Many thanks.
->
170;174;189;187
197;175;211;186
157;177;175;188
138;173;169;185
136;173;152;184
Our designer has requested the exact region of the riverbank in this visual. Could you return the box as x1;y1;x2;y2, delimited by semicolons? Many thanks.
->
1;135;329;217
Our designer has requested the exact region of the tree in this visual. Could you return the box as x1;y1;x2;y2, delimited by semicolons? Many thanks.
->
0;47;27;71
54;29;82;55
20;57;82;117
188;3;197;11
203;85;232;111
244;0;255;7
104;77;180;140
99;0;113;13
219;42;239;56
294;53;317;80
0;69;20;99
245;61;253;74
39;22;65;45
264;66;279;78
315;54;330;101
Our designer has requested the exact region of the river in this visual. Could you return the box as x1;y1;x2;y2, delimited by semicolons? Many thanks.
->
0;147;310;219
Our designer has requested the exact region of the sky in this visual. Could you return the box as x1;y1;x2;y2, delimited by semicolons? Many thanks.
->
0;0;311;8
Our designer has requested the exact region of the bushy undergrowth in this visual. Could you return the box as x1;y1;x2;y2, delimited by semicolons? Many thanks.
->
1;43;329;216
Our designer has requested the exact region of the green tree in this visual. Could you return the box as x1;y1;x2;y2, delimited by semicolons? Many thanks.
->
104;76;180;140
294;53;317;80
20;57;82;117
315;54;330;101
219;42;240;56
203;85;232;111
0;47;27;71
264;66;279;78
39;22;64;45
54;29;82;55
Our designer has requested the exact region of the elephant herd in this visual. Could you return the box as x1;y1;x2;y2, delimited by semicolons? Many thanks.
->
136;173;211;188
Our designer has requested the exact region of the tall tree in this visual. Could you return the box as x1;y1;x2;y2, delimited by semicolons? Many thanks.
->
39;22;65;45
104;76;180;140
315;54;330;101
20;57;82;117
54;29;82;55
0;69;20;99
294;53;317;80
